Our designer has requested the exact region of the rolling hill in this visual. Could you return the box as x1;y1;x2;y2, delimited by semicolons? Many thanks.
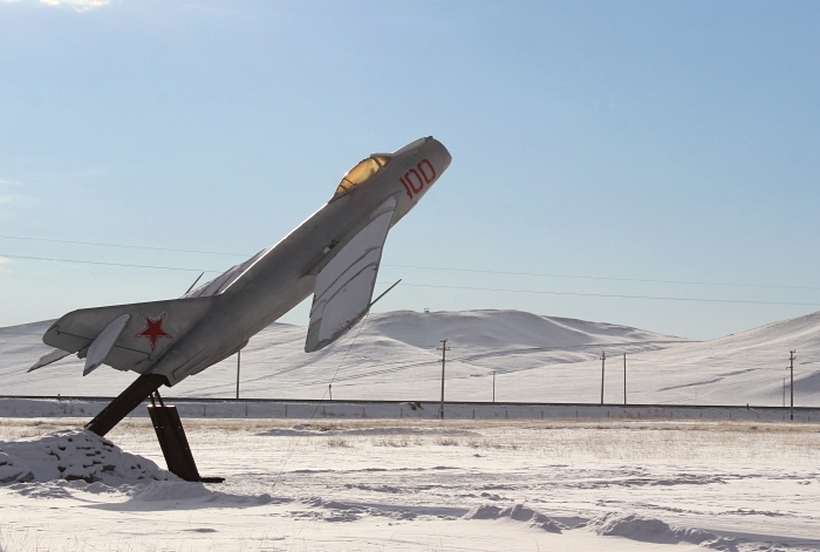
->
1;309;818;406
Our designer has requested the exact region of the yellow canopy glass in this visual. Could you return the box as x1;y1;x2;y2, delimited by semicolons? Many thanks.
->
334;155;391;198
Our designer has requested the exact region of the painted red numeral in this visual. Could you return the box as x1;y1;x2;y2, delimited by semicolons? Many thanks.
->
401;158;436;199
418;158;436;183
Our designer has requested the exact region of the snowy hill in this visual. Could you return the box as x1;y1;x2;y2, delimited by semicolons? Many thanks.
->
1;309;818;406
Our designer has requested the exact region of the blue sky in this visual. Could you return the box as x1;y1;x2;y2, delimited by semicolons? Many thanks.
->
1;0;818;340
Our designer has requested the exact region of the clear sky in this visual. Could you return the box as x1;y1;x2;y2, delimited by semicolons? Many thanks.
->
1;0;818;340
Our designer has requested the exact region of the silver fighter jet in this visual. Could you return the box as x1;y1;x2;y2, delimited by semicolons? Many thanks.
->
30;136;451;435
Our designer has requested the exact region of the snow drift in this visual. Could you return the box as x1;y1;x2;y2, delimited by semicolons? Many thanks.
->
0;429;170;485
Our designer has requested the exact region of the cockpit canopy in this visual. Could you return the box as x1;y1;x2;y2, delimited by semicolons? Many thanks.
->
334;155;391;198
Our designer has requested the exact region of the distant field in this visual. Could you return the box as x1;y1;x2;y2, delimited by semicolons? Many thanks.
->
2;396;819;423
4;415;820;474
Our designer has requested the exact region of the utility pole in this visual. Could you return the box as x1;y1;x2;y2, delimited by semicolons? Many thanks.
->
623;353;627;406
235;349;241;400
492;371;496;403
438;339;450;420
600;350;606;405
783;377;786;408
790;350;796;421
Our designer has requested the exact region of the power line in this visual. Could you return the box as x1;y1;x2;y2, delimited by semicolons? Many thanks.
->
385;264;820;292
396;283;820;307
3;252;818;308
2;234;817;292
0;253;215;273
0;234;246;257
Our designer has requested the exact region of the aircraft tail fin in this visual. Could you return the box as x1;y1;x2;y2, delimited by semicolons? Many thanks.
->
38;296;215;375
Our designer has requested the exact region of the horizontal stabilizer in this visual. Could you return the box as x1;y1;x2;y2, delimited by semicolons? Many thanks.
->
43;296;215;374
28;349;72;373
305;196;396;352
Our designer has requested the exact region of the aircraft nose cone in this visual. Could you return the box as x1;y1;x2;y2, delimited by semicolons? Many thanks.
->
427;137;452;175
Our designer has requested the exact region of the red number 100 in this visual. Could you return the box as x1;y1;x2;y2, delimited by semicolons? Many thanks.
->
401;159;436;199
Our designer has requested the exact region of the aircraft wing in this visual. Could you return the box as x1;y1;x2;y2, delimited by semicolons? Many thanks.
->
305;196;396;352
38;296;215;374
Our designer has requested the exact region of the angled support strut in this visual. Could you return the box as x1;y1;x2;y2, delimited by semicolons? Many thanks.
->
85;373;167;437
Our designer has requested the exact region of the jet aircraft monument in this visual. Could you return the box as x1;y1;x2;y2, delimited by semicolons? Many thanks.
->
29;136;452;437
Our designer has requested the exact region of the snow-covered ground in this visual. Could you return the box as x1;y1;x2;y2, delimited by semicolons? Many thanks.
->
2;309;820;550
2;309;819;406
1;417;819;551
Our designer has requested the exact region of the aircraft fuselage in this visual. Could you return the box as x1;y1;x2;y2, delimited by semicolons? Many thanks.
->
150;136;451;385
34;136;452;438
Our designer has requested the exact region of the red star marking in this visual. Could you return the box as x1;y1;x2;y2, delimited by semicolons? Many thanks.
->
136;313;172;352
